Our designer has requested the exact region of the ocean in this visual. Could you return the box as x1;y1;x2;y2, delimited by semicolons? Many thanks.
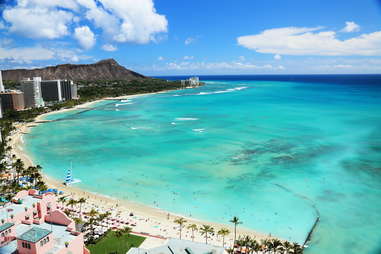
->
25;75;381;254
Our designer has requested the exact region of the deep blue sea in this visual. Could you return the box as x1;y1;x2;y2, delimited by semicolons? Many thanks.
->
26;75;381;254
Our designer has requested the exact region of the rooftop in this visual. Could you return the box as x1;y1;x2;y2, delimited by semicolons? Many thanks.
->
128;238;226;254
0;222;14;233
0;194;40;222
18;227;51;243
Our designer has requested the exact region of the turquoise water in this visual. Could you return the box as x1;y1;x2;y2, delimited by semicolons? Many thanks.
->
25;77;381;254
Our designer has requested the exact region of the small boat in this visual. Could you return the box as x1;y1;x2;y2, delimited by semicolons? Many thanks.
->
63;163;81;185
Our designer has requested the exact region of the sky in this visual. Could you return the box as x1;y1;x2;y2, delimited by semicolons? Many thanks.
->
0;0;381;76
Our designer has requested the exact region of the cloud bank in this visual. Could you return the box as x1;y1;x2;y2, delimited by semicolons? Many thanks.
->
2;0;168;48
237;24;381;56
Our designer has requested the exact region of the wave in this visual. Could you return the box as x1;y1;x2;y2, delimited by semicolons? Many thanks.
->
175;117;199;121
192;128;205;133
115;103;134;107
196;86;248;95
130;126;151;130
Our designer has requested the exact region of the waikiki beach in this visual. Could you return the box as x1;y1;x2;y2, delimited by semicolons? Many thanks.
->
1;1;381;254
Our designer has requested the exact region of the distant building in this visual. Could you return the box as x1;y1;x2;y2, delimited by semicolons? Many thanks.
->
181;76;200;88
0;91;25;111
0;98;2;118
20;77;45;108
40;79;78;103
127;238;226;254
0;70;5;92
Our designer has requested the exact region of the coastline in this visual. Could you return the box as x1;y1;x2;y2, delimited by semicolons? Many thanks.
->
10;91;274;248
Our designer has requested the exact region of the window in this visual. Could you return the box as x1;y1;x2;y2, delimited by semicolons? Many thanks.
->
22;242;25;248
27;243;31;249
1;233;4;237
40;240;43;246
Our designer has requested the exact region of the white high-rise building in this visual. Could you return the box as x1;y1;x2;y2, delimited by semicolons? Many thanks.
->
20;77;45;108
0;70;5;92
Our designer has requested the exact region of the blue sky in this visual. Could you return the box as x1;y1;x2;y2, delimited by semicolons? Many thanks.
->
1;0;381;75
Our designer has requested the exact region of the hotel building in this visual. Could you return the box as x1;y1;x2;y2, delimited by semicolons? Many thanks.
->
0;91;25;111
20;77;45;109
40;80;78;103
0;189;90;254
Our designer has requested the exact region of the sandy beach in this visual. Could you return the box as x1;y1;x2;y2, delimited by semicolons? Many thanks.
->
10;92;273;248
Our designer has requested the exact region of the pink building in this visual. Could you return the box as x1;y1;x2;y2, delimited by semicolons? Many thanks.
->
0;189;90;253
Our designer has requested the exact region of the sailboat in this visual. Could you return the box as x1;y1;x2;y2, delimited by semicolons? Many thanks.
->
63;163;81;185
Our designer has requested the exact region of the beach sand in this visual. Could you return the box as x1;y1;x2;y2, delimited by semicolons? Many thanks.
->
10;92;273;248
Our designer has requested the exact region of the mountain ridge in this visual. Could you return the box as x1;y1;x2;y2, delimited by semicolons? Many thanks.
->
2;59;147;81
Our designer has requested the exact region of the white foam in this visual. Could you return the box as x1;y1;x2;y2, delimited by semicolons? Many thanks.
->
120;99;132;102
130;126;150;130
175;117;199;121
192;128;205;133
171;122;176;125
115;102;134;107
196;86;248;95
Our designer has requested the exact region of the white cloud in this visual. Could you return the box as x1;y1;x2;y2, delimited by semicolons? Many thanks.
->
333;64;353;69
3;0;167;44
74;26;95;49
274;54;282;60
0;21;5;30
18;0;79;10
239;56;246;61
237;25;381;56
0;38;13;47
102;44;117;52
185;37;196;45
159;61;285;71
3;3;74;39
183;56;194;60
81;0;167;44
157;56;165;61
0;46;55;63
0;45;88;63
342;21;360;33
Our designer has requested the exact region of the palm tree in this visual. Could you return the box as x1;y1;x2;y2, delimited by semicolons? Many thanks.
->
271;239;283;252
249;239;260;254
13;159;24;182
77;197;86;217
229;216;242;247
199;225;214;244
282;241;293;254
174;217;187;239
291;242;303;254
85;208;99;242
58;196;67;208
260;239;271;253
67;198;77;214
187;224;198;241
217;228;230;248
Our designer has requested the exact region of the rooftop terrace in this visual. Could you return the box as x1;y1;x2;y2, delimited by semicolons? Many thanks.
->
18;227;51;243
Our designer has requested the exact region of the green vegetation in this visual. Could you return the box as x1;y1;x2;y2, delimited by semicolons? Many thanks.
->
77;79;183;100
233;235;303;254
86;230;145;254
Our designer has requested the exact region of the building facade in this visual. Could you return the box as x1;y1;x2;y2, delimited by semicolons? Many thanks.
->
40;80;78;102
0;189;90;254
0;91;25;111
20;77;45;109
0;70;5;93
128;238;226;254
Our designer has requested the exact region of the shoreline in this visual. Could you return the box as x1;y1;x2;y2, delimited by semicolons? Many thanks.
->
10;91;275;247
